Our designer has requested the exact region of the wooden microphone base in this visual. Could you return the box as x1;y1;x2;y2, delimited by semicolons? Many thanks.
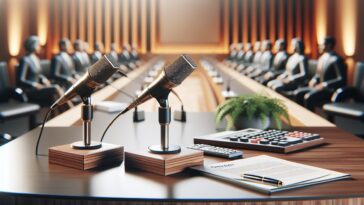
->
125;147;204;176
49;143;124;170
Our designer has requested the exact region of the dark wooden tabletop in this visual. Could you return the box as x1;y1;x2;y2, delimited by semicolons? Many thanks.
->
0;112;364;201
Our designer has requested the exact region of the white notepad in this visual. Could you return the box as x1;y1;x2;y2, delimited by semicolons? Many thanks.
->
191;155;350;194
94;101;128;113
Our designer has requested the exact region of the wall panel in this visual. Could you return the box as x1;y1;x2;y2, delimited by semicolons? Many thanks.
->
241;0;248;44
86;0;94;52
112;0;120;51
131;0;138;47
259;0;267;40
232;0;239;44
150;0;229;54
122;0;129;46
104;0;111;52
268;0;276;43
0;0;362;83
78;0;86;41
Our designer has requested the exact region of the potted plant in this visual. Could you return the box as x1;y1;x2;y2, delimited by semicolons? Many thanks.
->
215;93;290;130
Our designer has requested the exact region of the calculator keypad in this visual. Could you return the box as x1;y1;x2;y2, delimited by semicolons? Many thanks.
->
227;129;320;147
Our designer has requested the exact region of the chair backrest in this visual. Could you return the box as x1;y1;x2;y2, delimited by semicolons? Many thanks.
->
40;59;51;78
307;59;317;79
0;62;9;91
0;62;9;101
353;61;364;100
14;63;21;87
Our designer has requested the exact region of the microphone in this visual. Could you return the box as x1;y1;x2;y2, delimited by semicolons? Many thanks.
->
51;54;119;108
100;54;196;154
121;54;197;114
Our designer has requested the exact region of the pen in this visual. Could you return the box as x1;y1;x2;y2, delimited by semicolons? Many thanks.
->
241;173;283;187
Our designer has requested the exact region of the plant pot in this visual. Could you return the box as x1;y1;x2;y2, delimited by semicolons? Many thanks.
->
234;115;270;130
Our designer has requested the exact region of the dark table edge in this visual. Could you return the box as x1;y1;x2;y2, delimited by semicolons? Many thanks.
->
1;191;364;202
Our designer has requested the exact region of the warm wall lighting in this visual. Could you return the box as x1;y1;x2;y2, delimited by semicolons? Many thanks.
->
8;0;23;56
37;0;48;46
315;0;327;44
341;0;357;57
345;58;355;85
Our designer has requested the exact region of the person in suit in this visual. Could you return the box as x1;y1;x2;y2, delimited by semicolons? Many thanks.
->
236;43;254;72
130;44;142;66
247;40;274;78
228;43;244;69
267;38;308;92
81;42;91;65
256;39;289;84
91;42;104;64
241;41;263;75
50;38;79;88
72;39;91;74
119;43;136;70
291;37;346;110
108;43;119;62
18;36;65;107
224;43;239;63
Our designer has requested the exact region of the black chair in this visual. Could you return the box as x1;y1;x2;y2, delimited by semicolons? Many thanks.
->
40;59;51;79
0;62;40;130
323;62;364;122
307;59;318;80
0;133;14;146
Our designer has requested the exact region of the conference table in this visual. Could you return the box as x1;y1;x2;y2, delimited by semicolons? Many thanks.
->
0;56;363;205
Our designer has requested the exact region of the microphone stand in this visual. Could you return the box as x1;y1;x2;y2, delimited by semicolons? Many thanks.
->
222;77;237;99
72;96;102;149
149;97;181;154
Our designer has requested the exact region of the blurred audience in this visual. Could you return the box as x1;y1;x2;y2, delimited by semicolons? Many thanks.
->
50;38;79;88
18;36;65;107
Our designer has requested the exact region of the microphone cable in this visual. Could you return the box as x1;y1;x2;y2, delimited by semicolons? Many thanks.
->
35;80;131;155
34;70;124;156
171;89;184;112
35;107;55;156
100;107;129;143
105;81;135;101
100;61;165;143
100;90;185;143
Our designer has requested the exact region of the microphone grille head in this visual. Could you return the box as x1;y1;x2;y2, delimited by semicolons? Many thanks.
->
164;54;197;85
88;54;119;84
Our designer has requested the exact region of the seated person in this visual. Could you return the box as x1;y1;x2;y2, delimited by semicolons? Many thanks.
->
236;43;254;72
224;43;239;62
108;43;119;62
291;36;346;111
81;42;91;66
119;43;137;70
267;38;308;92
248;40;274;79
242;41;263;75
72;39;91;74
50;38;79;88
18;36;65;107
229;43;244;68
91;42;104;64
131;44;142;66
256;39;288;84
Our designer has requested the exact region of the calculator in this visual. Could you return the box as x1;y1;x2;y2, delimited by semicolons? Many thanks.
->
194;128;326;153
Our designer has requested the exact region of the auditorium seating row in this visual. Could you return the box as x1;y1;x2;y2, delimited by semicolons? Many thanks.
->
224;38;364;125
0;36;144;145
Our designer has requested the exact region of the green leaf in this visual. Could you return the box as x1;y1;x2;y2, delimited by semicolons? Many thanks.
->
214;93;289;130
